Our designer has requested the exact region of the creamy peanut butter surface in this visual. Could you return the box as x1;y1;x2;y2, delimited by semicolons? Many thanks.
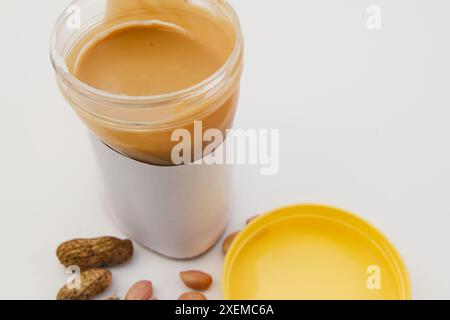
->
75;23;225;96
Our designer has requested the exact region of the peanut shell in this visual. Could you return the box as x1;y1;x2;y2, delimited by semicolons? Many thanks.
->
56;237;133;269
57;268;112;300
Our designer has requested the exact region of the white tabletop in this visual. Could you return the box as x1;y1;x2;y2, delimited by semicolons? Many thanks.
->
0;0;449;300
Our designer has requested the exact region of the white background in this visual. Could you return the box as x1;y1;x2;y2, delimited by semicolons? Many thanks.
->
0;0;449;300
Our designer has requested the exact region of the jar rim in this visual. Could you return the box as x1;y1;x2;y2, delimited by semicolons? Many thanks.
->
49;0;243;108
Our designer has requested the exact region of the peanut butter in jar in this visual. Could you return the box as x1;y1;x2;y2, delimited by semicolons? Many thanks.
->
53;0;243;165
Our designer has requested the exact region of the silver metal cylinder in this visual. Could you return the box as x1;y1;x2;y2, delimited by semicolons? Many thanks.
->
90;135;232;259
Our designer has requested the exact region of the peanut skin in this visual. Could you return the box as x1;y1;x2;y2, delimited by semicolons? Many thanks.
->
125;280;153;300
180;270;213;291
222;231;239;254
246;215;260;225
178;292;208;300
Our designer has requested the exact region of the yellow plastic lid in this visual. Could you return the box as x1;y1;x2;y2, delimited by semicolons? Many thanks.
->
223;205;411;300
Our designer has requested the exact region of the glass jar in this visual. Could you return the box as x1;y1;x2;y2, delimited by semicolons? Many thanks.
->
50;0;244;166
